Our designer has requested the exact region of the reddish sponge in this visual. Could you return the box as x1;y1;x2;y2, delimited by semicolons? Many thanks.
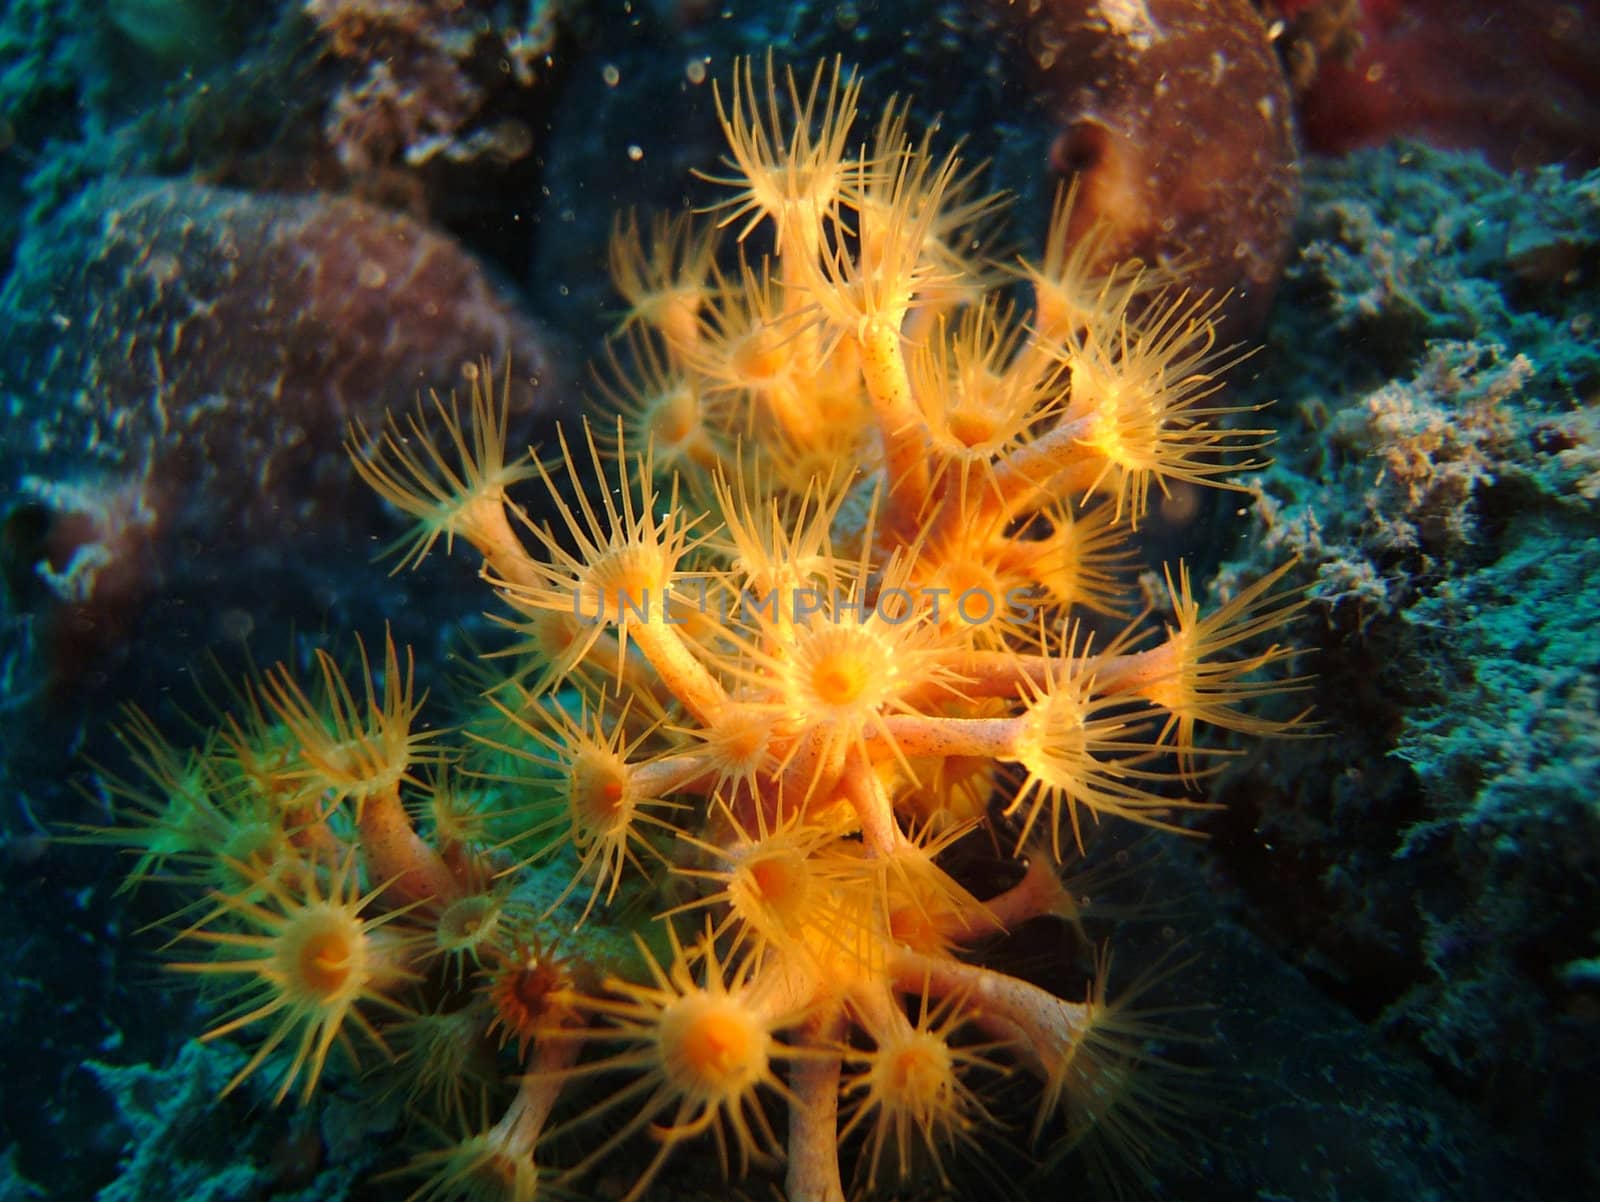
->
0;178;563;680
1281;0;1600;171
995;0;1300;336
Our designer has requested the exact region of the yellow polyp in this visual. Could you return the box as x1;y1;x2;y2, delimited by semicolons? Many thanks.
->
610;208;719;355
703;55;862;256
651;386;698;446
732;328;790;385
345;358;538;576
569;755;631;835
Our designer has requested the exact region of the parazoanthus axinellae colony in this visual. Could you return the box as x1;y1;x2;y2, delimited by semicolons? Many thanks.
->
95;57;1308;1202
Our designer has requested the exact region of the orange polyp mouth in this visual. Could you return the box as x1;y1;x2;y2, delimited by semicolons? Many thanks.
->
812;656;867;706
676;1005;763;1088
687;1019;746;1076
724;721;769;762
733;849;813;940
886;1041;948;1098
746;852;804;905
653;390;698;445
733;330;788;384
598;565;664;611
300;930;354;996
947;408;999;449
498;960;566;1036
938;560;998;603
572;765;629;824
514;962;562;1011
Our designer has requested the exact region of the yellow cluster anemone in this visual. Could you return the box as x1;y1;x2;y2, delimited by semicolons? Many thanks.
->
97;53;1312;1202
171;850;417;1106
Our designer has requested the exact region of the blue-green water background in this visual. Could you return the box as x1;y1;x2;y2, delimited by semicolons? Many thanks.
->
1;3;1597;1199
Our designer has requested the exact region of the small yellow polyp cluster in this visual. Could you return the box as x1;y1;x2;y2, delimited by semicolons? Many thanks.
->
97;56;1309;1202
